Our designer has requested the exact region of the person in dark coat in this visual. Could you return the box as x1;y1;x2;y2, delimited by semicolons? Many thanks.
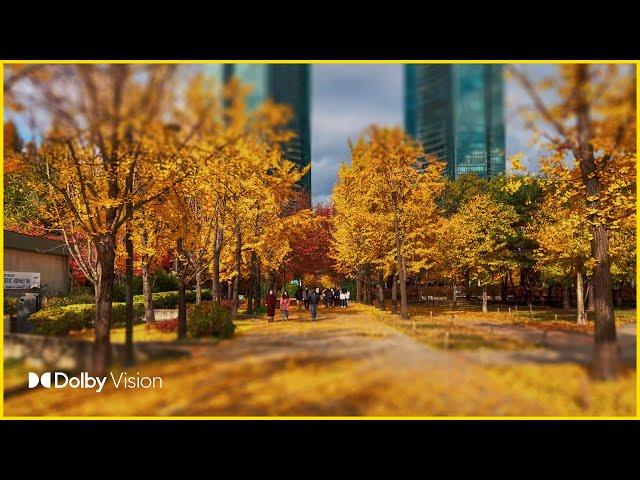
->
295;286;303;311
323;288;331;308
266;288;277;323
303;287;310;310
333;287;341;307
309;287;321;321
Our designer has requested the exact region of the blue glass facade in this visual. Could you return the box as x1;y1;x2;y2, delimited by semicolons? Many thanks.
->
404;65;418;138
404;64;505;179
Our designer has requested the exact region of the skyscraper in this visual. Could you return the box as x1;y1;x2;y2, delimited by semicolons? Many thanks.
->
404;64;505;179
222;64;312;205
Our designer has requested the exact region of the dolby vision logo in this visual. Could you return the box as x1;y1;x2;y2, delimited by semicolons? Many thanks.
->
28;372;52;388
26;371;163;392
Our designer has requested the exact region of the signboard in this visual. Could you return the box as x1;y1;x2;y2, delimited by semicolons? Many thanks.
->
4;272;41;290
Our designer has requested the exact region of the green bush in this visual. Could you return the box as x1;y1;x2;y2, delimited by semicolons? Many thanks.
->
112;277;144;302
29;301;145;335
250;305;267;316
42;288;94;309
284;281;300;298
30;304;93;335
152;269;179;293
4;296;18;315
134;291;179;309
187;303;235;339
185;289;212;303
133;289;212;309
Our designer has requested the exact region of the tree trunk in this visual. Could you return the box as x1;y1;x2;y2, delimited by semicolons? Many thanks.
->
562;282;571;309
482;285;488;314
587;281;595;311
391;273;398;314
590;225;618;378
571;64;619;380
614;287;622;308
363;273;370;304
576;269;586;325
393;207;409;320
142;258;155;324
376;273;385;310
255;257;262;310
195;270;202;306
508;270;516;305
212;227;222;305
176;238;187;340
356;272;362;303
231;228;242;320
178;278;187;339
247;251;256;314
124;216;135;366
501;274;508;307
92;233;116;376
452;278;457;306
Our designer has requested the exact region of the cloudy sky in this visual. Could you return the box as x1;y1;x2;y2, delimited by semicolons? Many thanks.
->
310;64;557;205
311;65;403;205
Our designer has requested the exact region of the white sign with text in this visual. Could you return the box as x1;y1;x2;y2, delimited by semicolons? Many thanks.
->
4;271;41;289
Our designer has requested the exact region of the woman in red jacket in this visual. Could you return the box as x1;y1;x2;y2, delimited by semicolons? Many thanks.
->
266;289;277;323
280;291;291;321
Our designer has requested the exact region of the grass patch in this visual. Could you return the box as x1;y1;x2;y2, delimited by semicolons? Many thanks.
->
4;358;47;391
69;323;179;343
380;302;635;334
485;364;636;416
374;309;533;351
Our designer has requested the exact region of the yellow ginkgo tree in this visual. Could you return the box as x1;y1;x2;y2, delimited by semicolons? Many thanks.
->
509;64;636;380
332;126;444;319
443;194;519;314
12;65;214;374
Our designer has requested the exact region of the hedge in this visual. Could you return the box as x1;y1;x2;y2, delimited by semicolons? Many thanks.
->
133;289;212;309
30;289;212;336
42;288;95;309
30;302;145;336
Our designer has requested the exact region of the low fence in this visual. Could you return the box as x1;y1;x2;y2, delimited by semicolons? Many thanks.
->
364;284;636;307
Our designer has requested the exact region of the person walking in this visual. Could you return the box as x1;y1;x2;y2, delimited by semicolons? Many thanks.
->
340;288;347;308
266;288;277;323
303;287;310;310
280;291;291;321
346;288;351;307
295;286;303;311
309;287;321;321
333;287;341;308
323;287;331;308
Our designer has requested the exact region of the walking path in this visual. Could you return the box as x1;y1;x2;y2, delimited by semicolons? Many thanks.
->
4;305;636;416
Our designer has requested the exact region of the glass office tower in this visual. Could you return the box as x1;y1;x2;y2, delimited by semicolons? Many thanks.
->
224;64;311;205
404;64;505;179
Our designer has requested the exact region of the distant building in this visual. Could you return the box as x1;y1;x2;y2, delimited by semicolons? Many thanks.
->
4;230;70;297
405;64;506;179
205;64;312;206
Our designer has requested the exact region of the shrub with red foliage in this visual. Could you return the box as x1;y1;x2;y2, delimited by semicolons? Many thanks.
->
151;319;178;333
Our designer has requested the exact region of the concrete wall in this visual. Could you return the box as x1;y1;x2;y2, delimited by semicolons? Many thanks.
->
4;249;70;296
